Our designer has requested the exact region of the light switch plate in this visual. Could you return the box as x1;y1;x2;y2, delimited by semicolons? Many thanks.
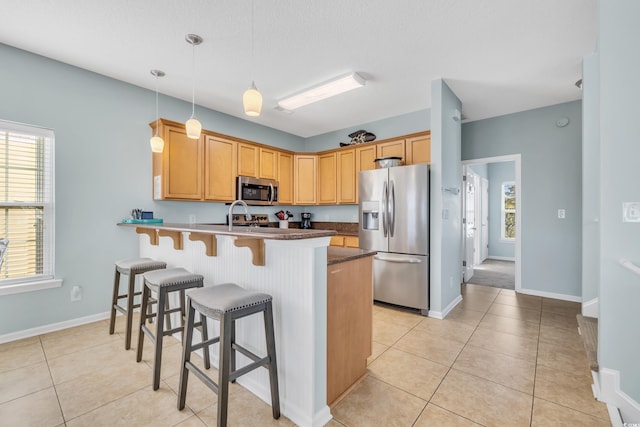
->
623;202;640;222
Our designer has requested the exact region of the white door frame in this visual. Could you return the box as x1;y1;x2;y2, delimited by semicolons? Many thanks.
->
461;154;522;292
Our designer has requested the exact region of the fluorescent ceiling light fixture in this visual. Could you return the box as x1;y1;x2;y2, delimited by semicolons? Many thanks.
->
278;72;366;110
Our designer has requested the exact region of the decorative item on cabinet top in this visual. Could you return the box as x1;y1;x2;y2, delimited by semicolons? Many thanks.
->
339;129;376;147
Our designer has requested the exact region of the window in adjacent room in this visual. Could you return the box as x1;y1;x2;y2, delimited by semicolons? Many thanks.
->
0;120;55;287
501;181;516;240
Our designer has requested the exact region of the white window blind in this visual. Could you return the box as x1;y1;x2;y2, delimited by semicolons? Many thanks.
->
0;120;54;285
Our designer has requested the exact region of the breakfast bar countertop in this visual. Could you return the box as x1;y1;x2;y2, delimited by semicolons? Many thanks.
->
327;247;377;265
118;222;337;240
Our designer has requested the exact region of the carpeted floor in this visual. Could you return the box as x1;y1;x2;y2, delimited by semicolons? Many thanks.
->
466;259;515;290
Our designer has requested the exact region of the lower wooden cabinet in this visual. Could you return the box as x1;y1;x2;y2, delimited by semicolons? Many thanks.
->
330;235;359;248
327;255;373;405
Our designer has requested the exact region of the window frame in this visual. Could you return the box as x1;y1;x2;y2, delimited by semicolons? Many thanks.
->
501;181;516;242
0;119;60;296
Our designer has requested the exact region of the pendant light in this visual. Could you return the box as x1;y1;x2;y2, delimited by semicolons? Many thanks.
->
185;34;203;139
243;0;262;116
149;69;165;153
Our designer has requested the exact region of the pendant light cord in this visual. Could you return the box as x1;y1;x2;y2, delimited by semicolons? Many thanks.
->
155;75;160;136
251;0;255;77
191;42;196;118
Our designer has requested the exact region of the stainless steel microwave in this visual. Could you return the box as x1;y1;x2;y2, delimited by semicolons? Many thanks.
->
236;176;279;205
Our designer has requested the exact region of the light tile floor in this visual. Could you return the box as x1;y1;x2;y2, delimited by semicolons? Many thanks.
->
0;284;610;426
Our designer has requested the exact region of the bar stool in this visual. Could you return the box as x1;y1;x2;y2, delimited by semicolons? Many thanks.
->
177;283;280;427
136;268;210;390
109;258;167;350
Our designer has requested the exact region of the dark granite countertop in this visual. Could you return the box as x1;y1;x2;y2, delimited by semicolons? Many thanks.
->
118;222;337;240
327;247;377;265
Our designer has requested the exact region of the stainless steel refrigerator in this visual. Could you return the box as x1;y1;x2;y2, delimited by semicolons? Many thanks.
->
359;164;429;315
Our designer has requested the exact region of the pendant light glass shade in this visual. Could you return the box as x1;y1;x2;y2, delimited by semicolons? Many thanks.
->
150;135;164;152
185;34;203;139
149;69;165;153
243;81;262;117
185;118;202;139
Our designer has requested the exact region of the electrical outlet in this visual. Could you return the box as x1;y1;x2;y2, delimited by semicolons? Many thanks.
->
558;209;566;219
188;214;197;224
623;202;640;222
70;285;82;302
449;277;453;289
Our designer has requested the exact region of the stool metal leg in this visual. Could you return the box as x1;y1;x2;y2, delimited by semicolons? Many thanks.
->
136;284;150;363
108;269;120;335
264;302;281;419
124;272;136;350
153;288;167;391
217;313;232;427
200;313;211;370
178;301;196;410
229;320;236;382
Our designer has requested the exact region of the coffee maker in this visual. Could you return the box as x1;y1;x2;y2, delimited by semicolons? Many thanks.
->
301;212;312;229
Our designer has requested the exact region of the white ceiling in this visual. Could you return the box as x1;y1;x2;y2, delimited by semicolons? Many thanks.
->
1;0;596;138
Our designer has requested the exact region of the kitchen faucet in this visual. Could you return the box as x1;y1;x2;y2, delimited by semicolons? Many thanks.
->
228;200;252;231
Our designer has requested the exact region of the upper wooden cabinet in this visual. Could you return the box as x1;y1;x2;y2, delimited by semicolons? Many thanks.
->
376;139;405;160
355;145;377;202
204;135;237;201
259;148;278;180
405;134;431;165
318;152;337;204
152;120;203;200
237;142;259;178
337;149;356;204
277;152;293;205
294;154;317;205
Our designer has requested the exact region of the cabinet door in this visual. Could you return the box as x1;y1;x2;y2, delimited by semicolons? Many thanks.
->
376;139;406;161
330;236;345;247
159;124;203;200
277;152;293;204
405;134;431;165
344;236;359;248
337;149;356;204
204;135;237;201
237;142;259;177
355;145;377;202
259;147;278;180
294;155;317;205
317;152;337;204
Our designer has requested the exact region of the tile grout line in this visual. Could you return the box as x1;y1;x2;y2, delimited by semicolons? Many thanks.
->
528;301;543;427
39;335;67;425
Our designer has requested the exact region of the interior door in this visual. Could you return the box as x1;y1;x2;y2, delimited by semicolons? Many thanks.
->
481;178;489;261
463;172;476;282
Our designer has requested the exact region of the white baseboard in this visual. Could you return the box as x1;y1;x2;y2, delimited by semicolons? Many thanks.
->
518;288;581;303
487;256;515;262
596;368;640;424
429;294;462;319
582;297;599;318
0;311;111;344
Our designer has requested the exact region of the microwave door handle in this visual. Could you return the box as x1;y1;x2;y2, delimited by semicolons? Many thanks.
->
382;181;388;237
268;183;274;205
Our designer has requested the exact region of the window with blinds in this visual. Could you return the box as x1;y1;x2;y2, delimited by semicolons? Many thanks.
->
0;120;54;285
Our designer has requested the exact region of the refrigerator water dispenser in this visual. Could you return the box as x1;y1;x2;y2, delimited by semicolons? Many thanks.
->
362;201;379;230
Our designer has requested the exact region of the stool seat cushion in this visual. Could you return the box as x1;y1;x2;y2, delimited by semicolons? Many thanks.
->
187;284;272;317
143;268;204;290
115;258;167;274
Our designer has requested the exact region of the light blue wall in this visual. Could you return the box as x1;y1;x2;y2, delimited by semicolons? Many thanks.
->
581;53;600;305
597;0;640;406
468;163;487;178
304;110;430;152
0;43;305;336
462;101;582;298
488;162;515;259
430;79;462;314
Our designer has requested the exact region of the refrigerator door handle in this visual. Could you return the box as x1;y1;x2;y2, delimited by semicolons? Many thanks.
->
382;181;388;237
389;180;395;237
374;254;423;264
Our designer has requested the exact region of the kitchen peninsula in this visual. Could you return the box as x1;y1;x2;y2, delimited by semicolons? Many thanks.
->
118;222;374;427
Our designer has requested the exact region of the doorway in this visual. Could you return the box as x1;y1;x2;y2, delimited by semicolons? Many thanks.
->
462;155;521;292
